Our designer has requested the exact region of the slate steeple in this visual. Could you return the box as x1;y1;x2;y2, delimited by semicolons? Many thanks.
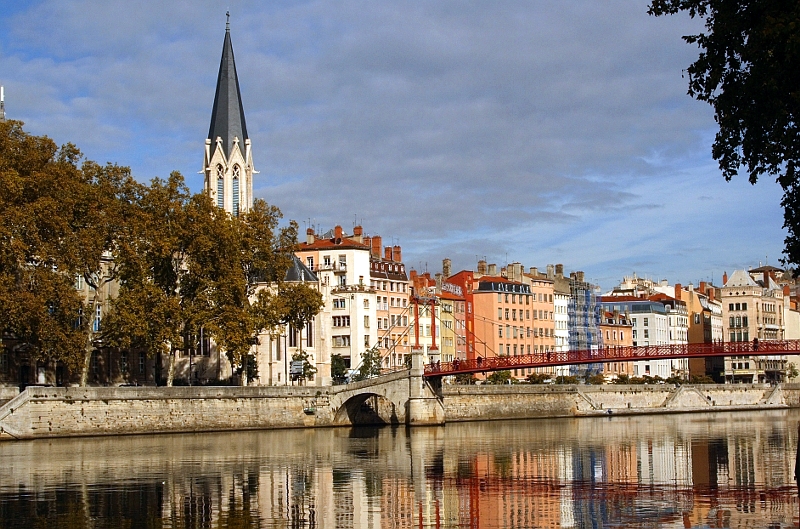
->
208;12;248;160
203;12;254;217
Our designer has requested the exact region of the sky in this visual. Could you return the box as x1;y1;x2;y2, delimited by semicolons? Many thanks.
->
0;1;787;291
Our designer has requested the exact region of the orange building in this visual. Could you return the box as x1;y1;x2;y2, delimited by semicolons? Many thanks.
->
598;310;634;379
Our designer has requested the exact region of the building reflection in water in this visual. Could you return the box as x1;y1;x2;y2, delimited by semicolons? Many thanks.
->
0;411;799;528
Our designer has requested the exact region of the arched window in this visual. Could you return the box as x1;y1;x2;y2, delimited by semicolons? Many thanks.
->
232;165;240;216
216;164;224;208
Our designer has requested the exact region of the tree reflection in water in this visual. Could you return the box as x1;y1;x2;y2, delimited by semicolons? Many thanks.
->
0;410;798;528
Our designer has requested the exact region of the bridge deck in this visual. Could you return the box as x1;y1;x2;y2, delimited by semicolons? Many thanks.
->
424;339;800;377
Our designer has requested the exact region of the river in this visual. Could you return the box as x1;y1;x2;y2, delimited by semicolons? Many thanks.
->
0;409;798;528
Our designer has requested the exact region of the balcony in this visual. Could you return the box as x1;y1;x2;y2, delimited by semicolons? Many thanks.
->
332;284;376;295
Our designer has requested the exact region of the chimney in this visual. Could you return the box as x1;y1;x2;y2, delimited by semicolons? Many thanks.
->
392;245;401;263
530;267;538;277
546;264;554;279
709;288;715;301
364;236;371;252
674;283;681;301
723;271;728;285
576;271;585;282
306;227;315;245
334;225;343;240
488;263;497;276
372;236;382;258
555;264;564;278
442;258;452;278
352;225;363;243
784;285;791;296
477;260;487;275
385;247;392;261
699;281;706;294
764;271;770;288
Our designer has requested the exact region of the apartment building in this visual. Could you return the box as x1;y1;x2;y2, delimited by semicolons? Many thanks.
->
367;234;410;369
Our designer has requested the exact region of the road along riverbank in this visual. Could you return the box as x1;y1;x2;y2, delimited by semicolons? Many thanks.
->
0;382;797;440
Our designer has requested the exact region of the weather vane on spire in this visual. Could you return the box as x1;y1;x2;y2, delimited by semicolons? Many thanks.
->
226;11;230;30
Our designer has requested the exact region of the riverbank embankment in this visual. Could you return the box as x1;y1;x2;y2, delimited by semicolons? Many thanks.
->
0;383;797;440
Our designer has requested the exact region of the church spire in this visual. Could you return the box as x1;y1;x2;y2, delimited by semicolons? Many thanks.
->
208;12;248;160
203;14;254;217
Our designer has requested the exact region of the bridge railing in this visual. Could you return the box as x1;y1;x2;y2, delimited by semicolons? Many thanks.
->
424;339;800;376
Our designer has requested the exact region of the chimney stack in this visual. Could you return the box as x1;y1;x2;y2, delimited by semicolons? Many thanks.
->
306;228;315;245
488;263;497;276
372;236;382;258
723;271;728;285
555;264;564;278
384;247;392;261
392;245;402;263
334;225;343;240
674;283;682;301
442;258;452;278
352;225;363;243
530;267;538;277
477;260;487;275
576;271;585;283
546;264;554;279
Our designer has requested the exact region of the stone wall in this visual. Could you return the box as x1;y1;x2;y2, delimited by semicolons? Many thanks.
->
1;383;799;440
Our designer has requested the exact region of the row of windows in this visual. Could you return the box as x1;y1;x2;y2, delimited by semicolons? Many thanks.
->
728;302;748;311
498;326;553;339
497;344;554;356
729;316;749;328
371;280;408;293
604;330;626;341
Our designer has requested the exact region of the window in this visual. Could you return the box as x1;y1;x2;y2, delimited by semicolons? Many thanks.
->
742;303;747;310
75;274;84;291
332;335;351;347
364;316;370;328
333;298;346;309
93;304;102;332
306;257;314;270
643;318;649;327
139;352;145;374
498;308;503;320
289;325;298;347
526;310;530;319
743;316;748;326
333;316;350;327
232;165;240;216
498;293;502;303
364;335;370;347
216;165;224;208
323;255;331;267
512;309;517;320
306;321;314;347
338;275;346;287
498;327;503;338
505;309;510;320
620;331;624;340
735;303;740;310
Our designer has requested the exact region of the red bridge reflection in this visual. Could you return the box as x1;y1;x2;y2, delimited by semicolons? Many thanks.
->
424;339;800;377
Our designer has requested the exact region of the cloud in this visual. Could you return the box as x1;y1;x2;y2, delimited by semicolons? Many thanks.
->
0;0;787;290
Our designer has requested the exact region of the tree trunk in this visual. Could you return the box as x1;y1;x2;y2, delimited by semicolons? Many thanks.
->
79;338;92;387
241;355;248;387
166;348;175;387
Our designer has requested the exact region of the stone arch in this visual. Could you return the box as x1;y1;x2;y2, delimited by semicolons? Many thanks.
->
332;393;403;426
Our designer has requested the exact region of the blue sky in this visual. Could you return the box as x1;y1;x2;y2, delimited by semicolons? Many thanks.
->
0;1;786;290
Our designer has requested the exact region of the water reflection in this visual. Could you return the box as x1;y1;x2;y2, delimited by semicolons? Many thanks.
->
0;411;798;528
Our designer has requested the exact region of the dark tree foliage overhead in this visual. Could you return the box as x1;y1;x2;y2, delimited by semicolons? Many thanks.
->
649;0;800;267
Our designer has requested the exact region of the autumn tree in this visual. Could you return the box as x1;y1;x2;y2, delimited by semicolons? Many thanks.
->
649;0;800;266
0;120;135;381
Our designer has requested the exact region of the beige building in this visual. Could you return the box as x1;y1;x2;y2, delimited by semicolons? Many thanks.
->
719;269;787;383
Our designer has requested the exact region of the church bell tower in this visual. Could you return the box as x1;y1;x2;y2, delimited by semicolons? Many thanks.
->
204;13;254;216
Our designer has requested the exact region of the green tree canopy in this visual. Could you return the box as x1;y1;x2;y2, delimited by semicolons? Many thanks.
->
649;0;800;266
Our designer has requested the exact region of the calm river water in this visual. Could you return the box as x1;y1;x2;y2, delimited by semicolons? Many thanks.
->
1;410;799;528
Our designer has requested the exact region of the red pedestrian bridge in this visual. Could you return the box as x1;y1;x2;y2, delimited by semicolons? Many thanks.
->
423;339;800;377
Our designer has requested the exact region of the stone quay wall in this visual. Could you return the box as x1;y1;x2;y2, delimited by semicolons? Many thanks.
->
1;383;799;440
442;383;799;420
